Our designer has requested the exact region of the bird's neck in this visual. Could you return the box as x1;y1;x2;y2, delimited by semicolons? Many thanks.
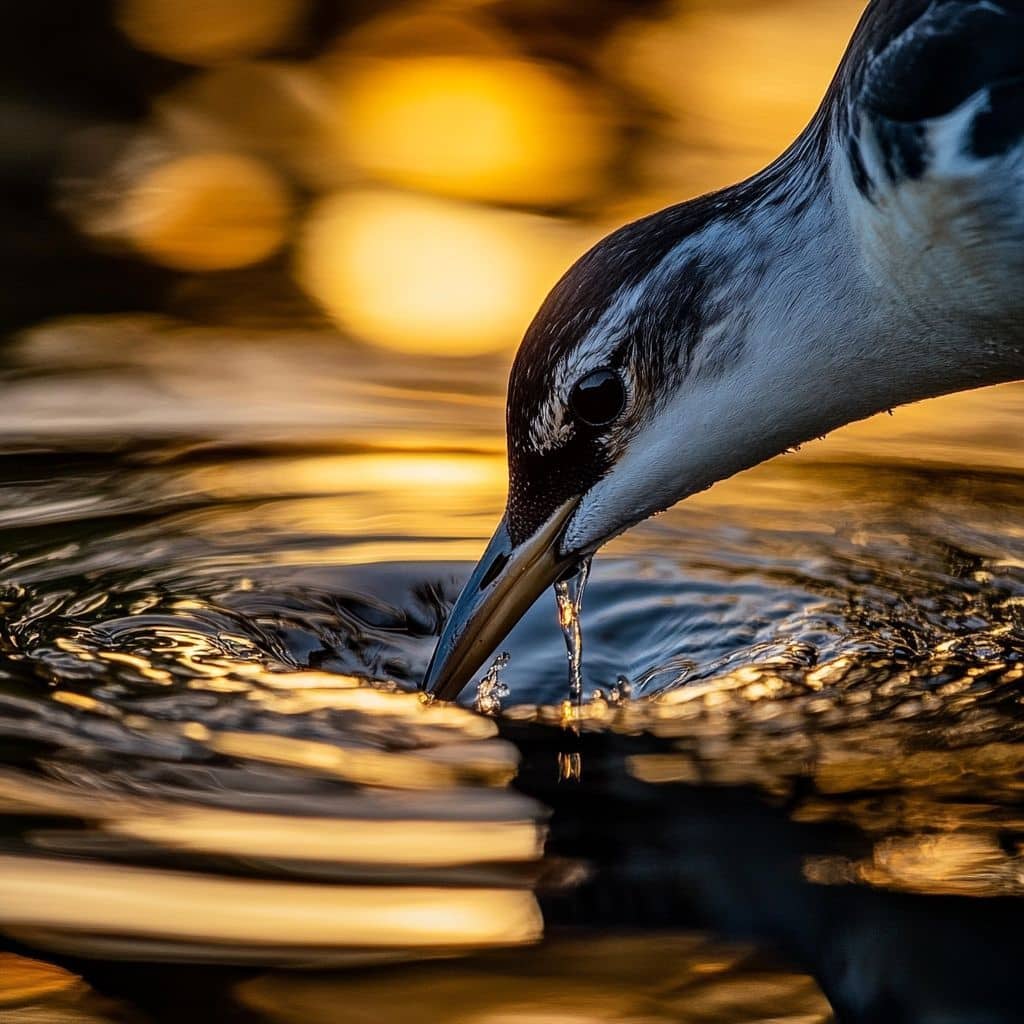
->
720;144;1024;455
640;146;1024;511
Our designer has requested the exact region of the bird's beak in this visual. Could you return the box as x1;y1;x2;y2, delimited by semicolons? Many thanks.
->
422;498;579;701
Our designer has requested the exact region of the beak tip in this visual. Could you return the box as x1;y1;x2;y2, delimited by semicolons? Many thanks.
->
420;499;579;704
420;629;468;701
419;650;444;697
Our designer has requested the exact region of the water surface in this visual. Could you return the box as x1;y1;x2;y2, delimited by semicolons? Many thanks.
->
1;319;1024;1023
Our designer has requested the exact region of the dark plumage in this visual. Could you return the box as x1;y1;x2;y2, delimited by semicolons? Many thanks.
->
838;0;1024;194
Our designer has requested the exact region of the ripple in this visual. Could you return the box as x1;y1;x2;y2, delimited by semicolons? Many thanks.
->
2;326;1024;1020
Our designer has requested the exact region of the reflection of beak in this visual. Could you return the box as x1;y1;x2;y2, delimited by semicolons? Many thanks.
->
422;499;579;701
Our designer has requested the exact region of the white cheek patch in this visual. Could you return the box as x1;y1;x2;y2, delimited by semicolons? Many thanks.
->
560;280;646;383
526;280;641;454
527;396;572;454
526;234;714;456
521;203;776;463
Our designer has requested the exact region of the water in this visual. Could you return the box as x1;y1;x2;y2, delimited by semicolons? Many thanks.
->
554;560;592;782
554;557;592;718
3;319;1024;1022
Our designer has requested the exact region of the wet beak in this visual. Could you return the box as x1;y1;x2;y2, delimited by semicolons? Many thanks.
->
422;499;579;701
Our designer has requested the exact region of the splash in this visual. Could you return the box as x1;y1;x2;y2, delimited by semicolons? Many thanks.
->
554;556;592;727
609;676;633;705
474;652;510;716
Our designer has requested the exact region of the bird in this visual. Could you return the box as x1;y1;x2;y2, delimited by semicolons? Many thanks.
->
423;0;1024;701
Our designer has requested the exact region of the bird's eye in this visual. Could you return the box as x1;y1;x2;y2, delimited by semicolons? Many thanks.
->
569;368;626;427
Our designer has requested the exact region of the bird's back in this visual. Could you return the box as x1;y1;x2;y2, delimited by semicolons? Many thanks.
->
830;0;1024;341
842;0;1024;122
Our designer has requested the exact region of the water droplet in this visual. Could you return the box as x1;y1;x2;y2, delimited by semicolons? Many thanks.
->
557;750;582;782
609;675;632;705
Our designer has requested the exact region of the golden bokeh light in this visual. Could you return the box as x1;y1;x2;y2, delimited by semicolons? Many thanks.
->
337;56;612;205
207;729;511;791
160;63;350;191
116;0;307;65
336;10;512;61
296;189;586;355
609;0;865;192
123;152;291;271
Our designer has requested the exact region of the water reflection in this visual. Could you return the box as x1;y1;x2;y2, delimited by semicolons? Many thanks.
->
237;935;831;1024
0;953;82;1006
0;938;831;1024
0;328;1023;1017
0;856;541;960
0;662;546;962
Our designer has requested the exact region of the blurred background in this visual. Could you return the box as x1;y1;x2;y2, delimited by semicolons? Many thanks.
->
4;0;865;352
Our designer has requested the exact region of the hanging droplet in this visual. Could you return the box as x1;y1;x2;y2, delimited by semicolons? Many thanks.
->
554;558;591;786
553;556;592;723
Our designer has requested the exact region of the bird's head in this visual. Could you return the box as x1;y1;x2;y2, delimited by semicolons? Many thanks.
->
422;188;833;700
